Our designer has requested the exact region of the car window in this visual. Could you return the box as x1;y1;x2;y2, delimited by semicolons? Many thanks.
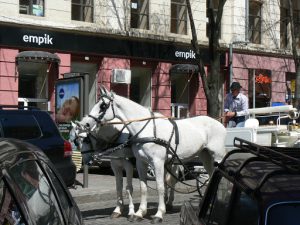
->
0;179;26;225
41;161;71;217
228;191;259;225
0;115;41;139
9;160;64;225
203;176;234;225
266;202;300;225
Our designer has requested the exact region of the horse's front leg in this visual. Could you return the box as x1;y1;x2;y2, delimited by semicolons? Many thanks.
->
131;159;148;221
110;160;124;218
123;159;135;219
151;159;166;223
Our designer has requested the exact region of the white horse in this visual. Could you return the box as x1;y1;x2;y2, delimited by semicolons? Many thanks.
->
79;86;227;223
69;121;136;220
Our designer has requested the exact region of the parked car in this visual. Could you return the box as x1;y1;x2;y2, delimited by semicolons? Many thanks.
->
0;138;83;225
180;137;300;225
0;106;76;187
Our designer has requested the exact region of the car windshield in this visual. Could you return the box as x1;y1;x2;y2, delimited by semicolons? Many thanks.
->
266;202;300;225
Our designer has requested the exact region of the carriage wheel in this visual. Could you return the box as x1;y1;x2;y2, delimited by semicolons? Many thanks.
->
195;166;209;197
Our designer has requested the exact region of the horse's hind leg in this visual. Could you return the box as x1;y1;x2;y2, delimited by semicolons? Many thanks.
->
123;159;135;219
164;164;178;211
110;160;124;218
131;158;148;221
198;150;215;176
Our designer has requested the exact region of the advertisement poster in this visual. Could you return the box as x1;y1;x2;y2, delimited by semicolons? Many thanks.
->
55;78;81;141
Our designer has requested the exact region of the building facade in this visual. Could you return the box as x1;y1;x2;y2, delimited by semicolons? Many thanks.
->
0;0;299;121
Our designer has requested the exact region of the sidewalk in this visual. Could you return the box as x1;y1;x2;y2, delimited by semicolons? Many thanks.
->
69;171;200;225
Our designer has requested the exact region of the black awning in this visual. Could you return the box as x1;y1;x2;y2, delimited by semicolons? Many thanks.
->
169;64;199;75
16;51;60;63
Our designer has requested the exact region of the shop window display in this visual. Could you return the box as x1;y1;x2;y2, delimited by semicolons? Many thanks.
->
248;69;272;108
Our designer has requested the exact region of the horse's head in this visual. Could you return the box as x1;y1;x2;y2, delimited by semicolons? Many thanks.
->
69;121;94;165
82;86;116;129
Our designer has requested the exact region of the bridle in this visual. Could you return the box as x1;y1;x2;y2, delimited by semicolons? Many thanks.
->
88;92;116;124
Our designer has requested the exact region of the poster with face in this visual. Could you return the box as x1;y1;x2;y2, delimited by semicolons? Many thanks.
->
55;78;82;142
55;80;80;123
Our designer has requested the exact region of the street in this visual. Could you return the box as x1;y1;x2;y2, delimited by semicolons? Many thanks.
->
69;168;200;224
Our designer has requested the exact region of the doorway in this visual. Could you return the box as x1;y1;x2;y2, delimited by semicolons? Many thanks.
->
171;74;189;118
130;67;151;108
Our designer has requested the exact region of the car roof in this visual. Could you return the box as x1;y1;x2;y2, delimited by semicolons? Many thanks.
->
218;138;300;203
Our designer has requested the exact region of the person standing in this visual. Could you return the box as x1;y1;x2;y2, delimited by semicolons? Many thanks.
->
224;82;249;127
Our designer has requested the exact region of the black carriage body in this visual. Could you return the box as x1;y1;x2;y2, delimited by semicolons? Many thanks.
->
180;138;300;225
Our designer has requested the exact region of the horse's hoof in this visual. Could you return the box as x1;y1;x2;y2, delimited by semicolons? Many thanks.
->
131;215;143;222
110;212;121;219
127;215;135;222
151;217;163;224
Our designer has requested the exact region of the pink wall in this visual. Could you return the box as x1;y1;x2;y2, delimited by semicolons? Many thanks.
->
56;53;71;78
152;62;172;116
0;48;18;105
98;57;130;97
232;53;296;104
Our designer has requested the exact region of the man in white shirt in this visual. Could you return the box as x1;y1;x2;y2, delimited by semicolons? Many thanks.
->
224;82;249;127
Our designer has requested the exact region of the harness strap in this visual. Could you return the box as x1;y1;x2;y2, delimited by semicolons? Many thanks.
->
151;111;157;138
168;119;179;145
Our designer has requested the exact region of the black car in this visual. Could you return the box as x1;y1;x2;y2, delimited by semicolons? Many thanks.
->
180;137;300;225
0;107;76;187
0;138;83;225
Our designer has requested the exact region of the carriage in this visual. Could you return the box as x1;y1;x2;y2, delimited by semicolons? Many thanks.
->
70;86;300;223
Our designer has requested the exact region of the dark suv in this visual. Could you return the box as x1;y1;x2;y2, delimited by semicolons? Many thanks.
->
0;106;76;187
180;137;300;225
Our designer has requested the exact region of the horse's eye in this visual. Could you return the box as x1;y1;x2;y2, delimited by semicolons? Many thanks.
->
100;103;108;111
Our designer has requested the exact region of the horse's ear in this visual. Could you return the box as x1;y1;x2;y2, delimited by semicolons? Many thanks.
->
71;121;76;128
99;85;108;96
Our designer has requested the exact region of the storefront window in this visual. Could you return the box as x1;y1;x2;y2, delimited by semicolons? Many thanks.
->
248;69;272;108
131;0;149;30
286;72;295;105
19;0;44;16
72;0;93;22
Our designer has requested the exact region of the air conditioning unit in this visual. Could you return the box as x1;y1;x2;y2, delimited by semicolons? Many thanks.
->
111;69;131;84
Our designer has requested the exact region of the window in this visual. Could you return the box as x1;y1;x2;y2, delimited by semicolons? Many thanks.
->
19;0;44;16
203;177;234;224
72;0;93;22
0;115;42;140
280;5;289;48
248;1;262;44
9;160;64;225
131;0;149;30
228;191;259;225
0;180;25;224
280;0;300;49
206;0;221;38
267;203;300;225
293;10;300;48
171;0;187;35
248;69;272;108
286;72;295;104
